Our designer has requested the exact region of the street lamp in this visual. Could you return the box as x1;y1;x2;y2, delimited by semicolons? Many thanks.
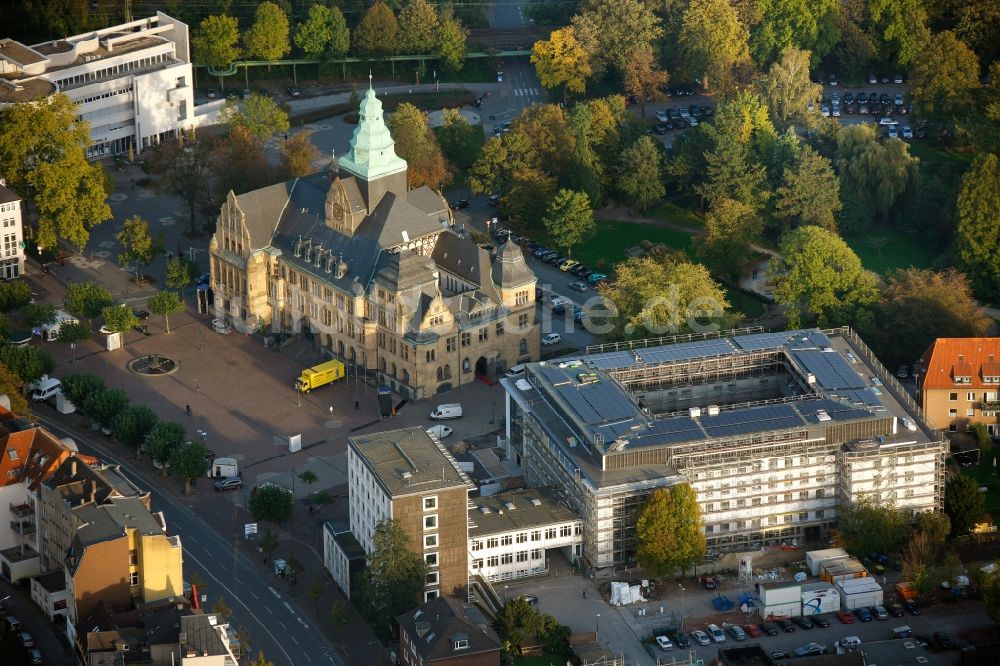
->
678;583;686;630
595;613;600;642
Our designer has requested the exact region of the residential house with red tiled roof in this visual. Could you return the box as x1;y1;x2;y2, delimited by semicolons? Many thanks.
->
918;338;1000;433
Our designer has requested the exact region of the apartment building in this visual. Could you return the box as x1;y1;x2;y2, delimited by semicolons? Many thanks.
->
209;83;538;399
0;178;24;279
468;489;582;583
396;595;501;666
342;427;474;602
0;13;216;158
65;496;183;646
503;328;947;570
918;338;1000;434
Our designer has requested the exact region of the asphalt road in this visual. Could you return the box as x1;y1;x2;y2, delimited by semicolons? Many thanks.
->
491;0;531;29
36;415;341;666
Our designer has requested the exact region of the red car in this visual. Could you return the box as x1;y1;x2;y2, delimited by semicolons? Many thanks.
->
835;609;855;624
743;624;762;638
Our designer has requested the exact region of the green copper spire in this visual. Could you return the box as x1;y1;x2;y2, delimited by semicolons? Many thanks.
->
337;77;408;182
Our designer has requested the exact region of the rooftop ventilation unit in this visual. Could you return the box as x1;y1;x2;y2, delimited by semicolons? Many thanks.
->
530;498;542;506
806;373;816;385
479;506;491;514
815;410;832;422
401;471;412;480
689;407;701;418
504;501;515;510
707;405;720;416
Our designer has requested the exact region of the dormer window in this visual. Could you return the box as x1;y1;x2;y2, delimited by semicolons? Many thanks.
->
454;639;468;650
451;633;469;650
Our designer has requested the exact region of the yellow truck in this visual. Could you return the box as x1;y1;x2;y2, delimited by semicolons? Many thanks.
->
295;360;346;392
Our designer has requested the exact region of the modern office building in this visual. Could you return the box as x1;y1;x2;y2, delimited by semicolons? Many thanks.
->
209;83;538;399
503;328;947;571
918;338;1000;434
0;13;216;157
0;178;24;279
342;427;475;602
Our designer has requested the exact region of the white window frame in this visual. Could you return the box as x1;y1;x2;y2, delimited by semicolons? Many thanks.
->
424;590;438;602
423;496;437;511
425;551;438;567
423;514;437;530
454;639;469;650
426;570;439;586
423;533;438;549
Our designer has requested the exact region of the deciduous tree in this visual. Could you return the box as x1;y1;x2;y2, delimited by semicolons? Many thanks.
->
531;27;592;96
354;1;398;57
357;519;426;631
571;0;663;76
294;5;349;60
112;405;159;451
145;422;186;475
435;109;483;169
542;189;594;257
193;15;241;89
834;123;918;230
279;131;320;177
117;215;157;283
100;305;139;334
621;45;668;119
397;0;439;54
148;291;185;334
21;303;57;329
635;485;707;576
838;498;909;556
678;0;750;92
511;103;575;176
56;321;90;362
250;483;294;524
0;362;29;416
956;153;1000;295
84;388;129;430
171;441;210;495
602;256;736;339
915;511;952;545
145;137;212;235
260;528;278;563
62;372;104;407
616;136;665;210
222;95;290;148
982;569;1000;623
244;2;291;63
0;345;52;382
945;473;985;536
166;256;195;293
0;94;111;250
750;0;839;66
436;16;467;72
868;0;930;67
908;31;980;124
0;281;33;313
774;146;841;231
505;168;557;232
757;47;823;131
769;226;879;327
65;282;113;325
696;198;761;282
388;103;450;189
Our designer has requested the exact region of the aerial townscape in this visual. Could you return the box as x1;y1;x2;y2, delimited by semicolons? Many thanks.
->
1;1;999;665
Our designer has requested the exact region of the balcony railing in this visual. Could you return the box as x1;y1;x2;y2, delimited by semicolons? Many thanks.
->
9;502;32;518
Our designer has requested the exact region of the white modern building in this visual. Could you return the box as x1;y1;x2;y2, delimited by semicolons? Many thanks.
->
469;489;583;583
0;12;220;158
503;328;947;571
0;178;24;279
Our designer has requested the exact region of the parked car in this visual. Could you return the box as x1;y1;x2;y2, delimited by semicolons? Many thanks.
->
655;110;668;122
133;308;150;320
835;609;855;624
792;616;814;630
728;625;747;641
426;424;453;439
671;631;690;648
541;333;562;346
652;124;669;135
888;603;905;617
894;73;904;84
903;599;921;615
868;73;878;84
707;624;726;643
518;595;538;605
795;643;826;657
488;194;500;206
775;619;796;633
690;630;711;646
569;281;589;292
656;635;674;651
811;614;831;628
872;605;889;620
829;73;837;86
836;636;862;652
212;318;232;335
559;259;580;272
854;607;873;622
887;125;899;139
743;624;762;638
28;649;42;665
902;126;913;139
286;86;301;97
931;631;955;650
213;477;243;492
770;651;790;661
18;631;34;647
758;622;780;636
587;273;608;284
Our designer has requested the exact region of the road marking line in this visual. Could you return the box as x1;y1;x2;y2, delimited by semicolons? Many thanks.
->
290;636;300;646
248;590;259;599
531;88;539;96
298;617;310;629
284;601;295;613
265;605;274;614
278;621;287;630
269;586;281;598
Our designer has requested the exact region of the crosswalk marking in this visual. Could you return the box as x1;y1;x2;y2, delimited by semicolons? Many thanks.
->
514;88;522;96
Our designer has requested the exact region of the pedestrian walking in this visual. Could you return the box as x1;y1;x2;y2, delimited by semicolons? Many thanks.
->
185;404;191;415
354;399;360;410
583;589;587;599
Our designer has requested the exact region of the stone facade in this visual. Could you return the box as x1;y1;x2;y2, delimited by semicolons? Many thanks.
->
210;84;538;400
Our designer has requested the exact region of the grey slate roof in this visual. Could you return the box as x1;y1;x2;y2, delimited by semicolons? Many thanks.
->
180;614;228;658
396;596;501;663
491;240;534;288
375;251;438;292
359;190;446;248
233;180;293;250
406;186;449;217
0;183;19;204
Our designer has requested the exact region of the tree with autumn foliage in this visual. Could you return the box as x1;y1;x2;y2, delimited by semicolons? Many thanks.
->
622;44;669;118
635;484;706;576
531;27;592;97
388;103;450;189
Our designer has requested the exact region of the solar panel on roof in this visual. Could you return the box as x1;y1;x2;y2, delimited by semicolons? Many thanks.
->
731;331;795;351
537;364;573;386
700;404;803;437
792;349;866;390
557;386;602;423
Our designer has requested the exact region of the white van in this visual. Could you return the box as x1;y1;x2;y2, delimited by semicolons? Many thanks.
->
429;403;463;420
505;364;526;379
30;377;62;402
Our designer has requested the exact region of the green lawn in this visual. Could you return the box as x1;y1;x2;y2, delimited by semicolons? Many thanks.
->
907;141;975;169
573;219;696;271
646;202;706;230
727;288;766;320
961;459;1000;517
844;227;940;275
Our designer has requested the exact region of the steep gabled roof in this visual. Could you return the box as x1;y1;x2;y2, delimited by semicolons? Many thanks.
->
359;191;445;249
232;180;294;250
920;338;1000;390
396;596;501;662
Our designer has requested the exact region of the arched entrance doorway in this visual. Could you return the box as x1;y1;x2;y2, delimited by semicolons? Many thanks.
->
475;356;492;384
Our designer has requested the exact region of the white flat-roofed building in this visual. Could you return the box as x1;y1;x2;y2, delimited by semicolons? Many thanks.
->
469;489;582;583
0;13;221;158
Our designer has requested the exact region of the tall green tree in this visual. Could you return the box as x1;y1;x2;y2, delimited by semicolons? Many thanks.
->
222;95;290;148
956;0;1000;68
956;153;1000;295
837;498;910;556
101;305;139;334
56;321;91;362
678;0;750;92
621;44;669;119
21;303;57;329
505;168;558;232
635;485;707;576
0;281;33;313
945;473;985;536
0;345;52;382
541;189;594;258
616;136;665;211
389;103;450;189
0;362;29;417
84;388;129;430
357;519;427;632
769;225;879;327
148;291;185;334
909;31;980;125
435;109;483;169
868;0;930;67
294;4;349;60
279;131;320;177
397;0;439;54
62;372;105;407
171;441;210;495
353;1;399;57
193;15;241;89
250;483;294;524
757;47;824;131
750;0;839;66
696;198;762;282
244;2;291;63
436;16;467;72
570;0;663;76
144;421;187;473
112;405;159;451
531;27;592;96
0;94;111;250
774;146;841;231
166;256;195;293
65;282;113;326
602;256;737;339
117;215;156;283
834;123;918;230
